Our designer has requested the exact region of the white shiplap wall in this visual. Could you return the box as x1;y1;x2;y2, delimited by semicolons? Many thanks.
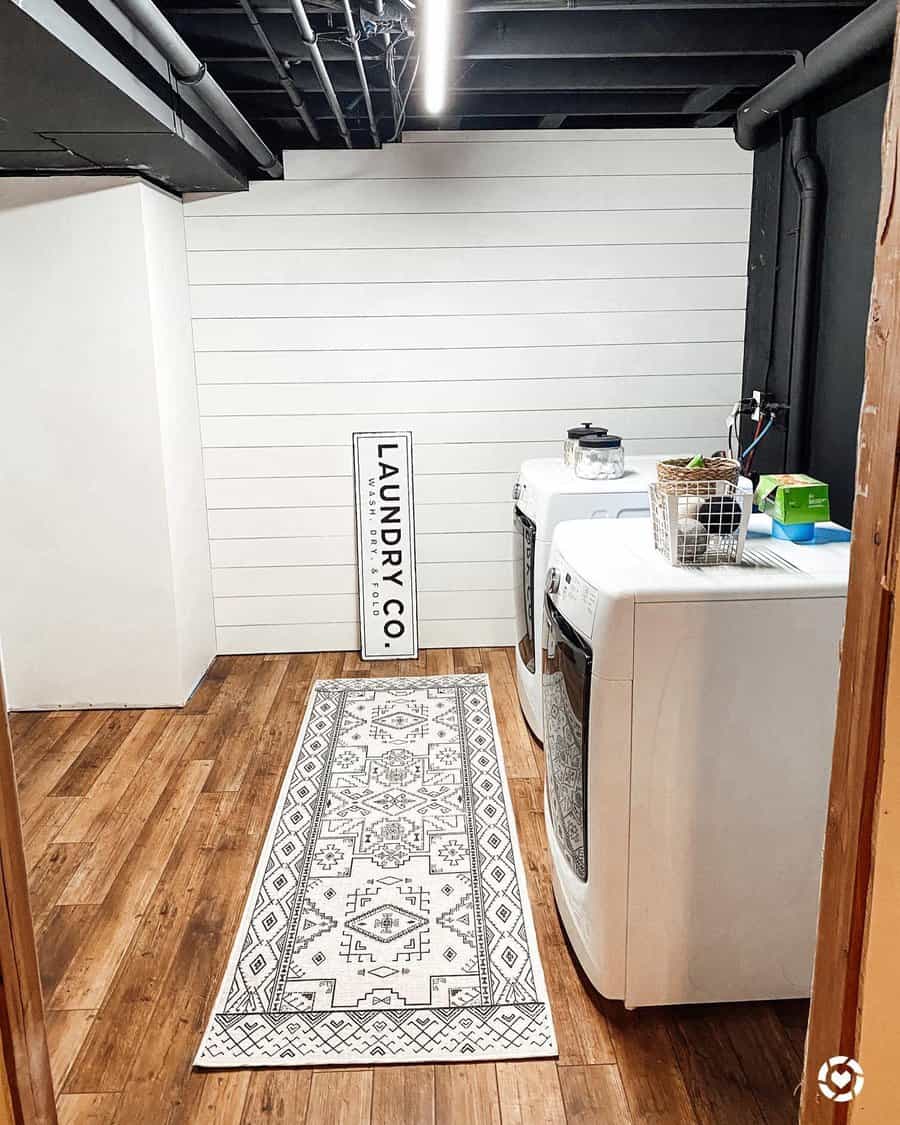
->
184;128;752;655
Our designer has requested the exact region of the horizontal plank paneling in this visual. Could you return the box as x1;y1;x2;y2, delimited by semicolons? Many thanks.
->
195;341;744;386
187;242;749;285
208;507;354;539
189;276;746;319
210;532;516;569
207;501;512;539
215;618;516;654
206;476;353;510
200;405;731;448
215;593;358;627
184;209;748;252
186;131;750;652
184;174;751;217
213;564;359;597
282;135;752;178
198;374;739;419
202;437;723;478
210;535;358;568
216;622;360;653
212;561;512;598
205;473;518;510
214;590;515;627
193;310;744;352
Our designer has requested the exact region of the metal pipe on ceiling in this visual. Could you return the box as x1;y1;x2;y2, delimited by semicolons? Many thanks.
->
735;0;896;149
375;0;401;132
342;0;381;146
237;0;321;141
288;0;354;146
109;0;283;175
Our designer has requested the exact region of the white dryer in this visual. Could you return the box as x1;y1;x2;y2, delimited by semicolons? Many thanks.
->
512;457;657;742
541;516;850;1007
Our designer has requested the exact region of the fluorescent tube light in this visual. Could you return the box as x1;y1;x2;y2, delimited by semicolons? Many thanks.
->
423;0;451;115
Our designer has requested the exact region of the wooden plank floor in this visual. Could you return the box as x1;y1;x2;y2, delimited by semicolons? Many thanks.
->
11;649;807;1124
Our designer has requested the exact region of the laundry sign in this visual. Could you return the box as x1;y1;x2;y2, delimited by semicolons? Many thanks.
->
352;432;419;660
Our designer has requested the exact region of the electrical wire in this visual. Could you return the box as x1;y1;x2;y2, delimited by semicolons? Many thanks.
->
726;398;756;461
742;414;765;461
388;38;420;142
741;415;775;467
743;413;764;470
388;30;420;138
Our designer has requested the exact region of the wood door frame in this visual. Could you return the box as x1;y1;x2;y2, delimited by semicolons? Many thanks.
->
800;8;900;1121
0;665;56;1124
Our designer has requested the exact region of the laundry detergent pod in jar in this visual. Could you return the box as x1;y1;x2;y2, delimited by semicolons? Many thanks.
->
564;422;608;467
574;433;624;480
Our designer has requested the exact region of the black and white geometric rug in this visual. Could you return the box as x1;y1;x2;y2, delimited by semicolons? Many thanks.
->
195;674;556;1067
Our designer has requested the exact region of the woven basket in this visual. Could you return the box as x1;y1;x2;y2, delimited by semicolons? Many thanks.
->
656;456;740;495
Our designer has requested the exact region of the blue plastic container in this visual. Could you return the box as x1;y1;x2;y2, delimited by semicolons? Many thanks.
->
771;518;815;542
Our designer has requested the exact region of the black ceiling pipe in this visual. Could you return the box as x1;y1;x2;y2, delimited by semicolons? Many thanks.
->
735;0;896;150
110;0;283;175
341;0;381;147
289;0;354;146
237;0;321;141
785;115;823;473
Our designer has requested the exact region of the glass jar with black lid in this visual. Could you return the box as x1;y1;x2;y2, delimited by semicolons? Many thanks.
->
564;422;608;467
574;433;625;480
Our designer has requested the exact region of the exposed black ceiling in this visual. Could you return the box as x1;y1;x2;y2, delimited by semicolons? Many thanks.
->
0;0;248;190
154;0;875;151
0;0;885;190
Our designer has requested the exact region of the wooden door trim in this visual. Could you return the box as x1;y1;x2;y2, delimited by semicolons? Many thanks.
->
800;9;900;1122
0;667;56;1124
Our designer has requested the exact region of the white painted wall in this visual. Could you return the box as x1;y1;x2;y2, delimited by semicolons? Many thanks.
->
186;129;752;654
0;177;215;709
140;184;218;702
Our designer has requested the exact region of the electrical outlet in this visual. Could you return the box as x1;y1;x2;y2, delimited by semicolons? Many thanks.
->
752;389;764;422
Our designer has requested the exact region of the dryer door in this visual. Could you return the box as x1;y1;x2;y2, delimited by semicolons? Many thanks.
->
513;506;537;673
542;593;592;881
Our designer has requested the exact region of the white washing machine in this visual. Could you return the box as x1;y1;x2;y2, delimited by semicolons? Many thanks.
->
541;516;850;1007
512;457;658;742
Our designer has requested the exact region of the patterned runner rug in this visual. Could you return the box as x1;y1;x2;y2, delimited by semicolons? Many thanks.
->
195;674;556;1067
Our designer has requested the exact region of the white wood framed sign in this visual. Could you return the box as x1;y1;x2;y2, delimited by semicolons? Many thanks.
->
352;432;419;660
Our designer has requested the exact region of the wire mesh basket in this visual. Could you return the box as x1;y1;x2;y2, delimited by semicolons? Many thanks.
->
649;479;751;566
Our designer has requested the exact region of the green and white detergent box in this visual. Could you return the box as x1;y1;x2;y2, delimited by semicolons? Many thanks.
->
754;473;831;525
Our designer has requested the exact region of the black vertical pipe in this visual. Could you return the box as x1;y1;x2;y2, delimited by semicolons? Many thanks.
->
786;114;823;472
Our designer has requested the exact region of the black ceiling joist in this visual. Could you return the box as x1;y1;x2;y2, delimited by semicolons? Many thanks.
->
459;8;860;58
164;5;862;57
213;55;793;93
233;87;751;119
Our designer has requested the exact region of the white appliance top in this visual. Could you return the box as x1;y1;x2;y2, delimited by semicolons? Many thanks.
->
516;457;753;535
547;516;851;668
515;456;659;530
554;515;850;603
518;456;661;495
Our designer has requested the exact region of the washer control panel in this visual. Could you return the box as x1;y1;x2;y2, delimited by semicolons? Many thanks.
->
563;568;598;616
546;549;597;642
514;476;536;520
